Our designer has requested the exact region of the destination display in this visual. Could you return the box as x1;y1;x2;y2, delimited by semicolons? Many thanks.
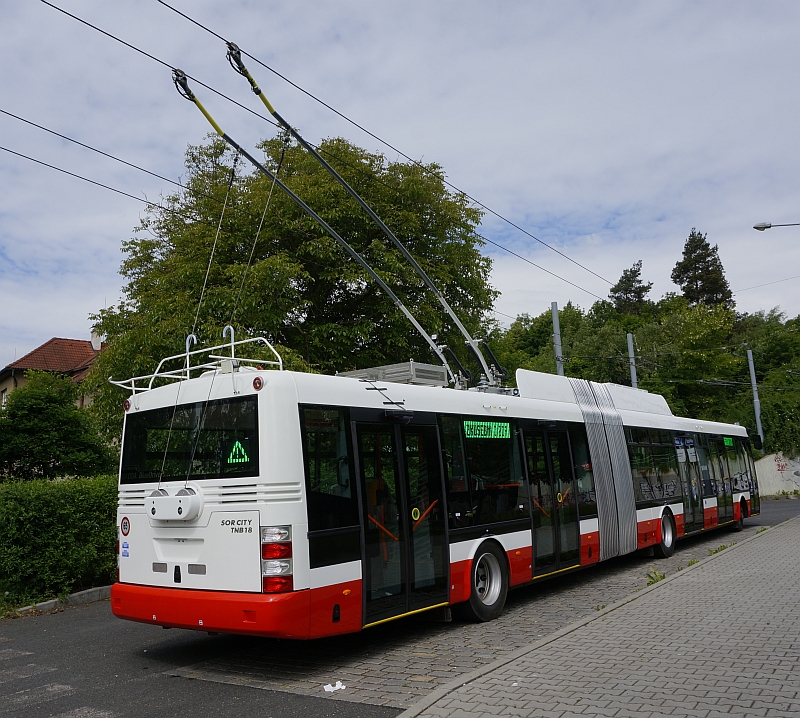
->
463;420;511;439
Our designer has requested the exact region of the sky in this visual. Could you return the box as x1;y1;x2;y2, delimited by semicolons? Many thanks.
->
2;1;800;368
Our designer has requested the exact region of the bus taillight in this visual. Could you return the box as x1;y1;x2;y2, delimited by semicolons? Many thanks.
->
262;542;292;559
261;525;292;593
263;576;293;592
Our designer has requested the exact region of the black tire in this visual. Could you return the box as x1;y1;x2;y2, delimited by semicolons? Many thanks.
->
459;541;509;622
653;512;676;558
732;499;746;532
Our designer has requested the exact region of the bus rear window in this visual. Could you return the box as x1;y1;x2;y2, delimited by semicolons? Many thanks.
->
120;396;259;484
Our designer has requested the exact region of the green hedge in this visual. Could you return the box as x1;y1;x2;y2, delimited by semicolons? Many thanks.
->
0;475;117;604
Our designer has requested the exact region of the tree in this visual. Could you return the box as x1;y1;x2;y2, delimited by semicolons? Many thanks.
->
0;371;113;479
671;229;733;308
608;260;653;314
87;135;497;438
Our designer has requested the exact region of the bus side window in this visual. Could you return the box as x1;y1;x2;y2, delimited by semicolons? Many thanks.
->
568;423;597;518
440;415;472;529
629;443;658;502
300;406;359;531
462;417;527;525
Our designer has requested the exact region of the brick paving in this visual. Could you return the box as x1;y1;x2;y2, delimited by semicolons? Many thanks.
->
168;519;772;709
400;516;800;718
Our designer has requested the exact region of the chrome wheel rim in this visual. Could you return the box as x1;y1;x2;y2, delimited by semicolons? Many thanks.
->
662;516;674;548
474;553;502;605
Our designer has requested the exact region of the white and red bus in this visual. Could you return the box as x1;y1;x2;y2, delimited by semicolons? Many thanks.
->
111;340;760;638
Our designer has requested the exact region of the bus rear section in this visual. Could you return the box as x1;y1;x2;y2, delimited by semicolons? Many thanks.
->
111;374;351;639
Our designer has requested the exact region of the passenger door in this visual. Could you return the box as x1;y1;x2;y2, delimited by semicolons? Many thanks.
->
523;427;580;575
355;419;448;626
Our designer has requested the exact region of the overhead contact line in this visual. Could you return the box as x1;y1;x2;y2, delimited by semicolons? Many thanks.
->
155;0;613;286
37;0;610;304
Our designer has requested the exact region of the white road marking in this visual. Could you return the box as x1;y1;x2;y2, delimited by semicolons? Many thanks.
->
0;663;55;684
0;648;33;661
6;682;74;706
52;708;116;718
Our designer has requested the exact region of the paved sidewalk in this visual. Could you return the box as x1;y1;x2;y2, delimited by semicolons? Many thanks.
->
401;518;800;718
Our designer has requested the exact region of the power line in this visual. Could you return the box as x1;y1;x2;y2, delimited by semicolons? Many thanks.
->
40;0;280;132
32;3;610;304
733;275;800;293
0;144;198;221
153;0;613;286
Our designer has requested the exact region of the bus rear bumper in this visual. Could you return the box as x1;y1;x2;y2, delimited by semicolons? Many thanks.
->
111;582;315;639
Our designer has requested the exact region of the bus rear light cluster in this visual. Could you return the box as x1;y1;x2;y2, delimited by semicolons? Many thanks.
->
261;525;292;593
262;542;292;559
263;576;293;592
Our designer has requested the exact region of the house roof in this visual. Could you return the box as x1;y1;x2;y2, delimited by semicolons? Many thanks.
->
3;338;100;382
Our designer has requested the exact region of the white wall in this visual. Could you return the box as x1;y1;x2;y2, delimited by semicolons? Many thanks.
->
755;453;800;495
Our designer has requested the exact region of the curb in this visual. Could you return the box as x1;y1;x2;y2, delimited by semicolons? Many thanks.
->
397;517;796;718
15;584;112;615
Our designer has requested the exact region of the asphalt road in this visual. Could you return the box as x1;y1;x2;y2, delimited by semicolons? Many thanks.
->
1;497;797;718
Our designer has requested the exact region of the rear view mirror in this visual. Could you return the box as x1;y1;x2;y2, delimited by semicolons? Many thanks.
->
752;434;763;450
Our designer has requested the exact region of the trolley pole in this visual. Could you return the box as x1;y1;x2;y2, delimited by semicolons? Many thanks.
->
747;349;765;450
627;333;638;389
552;302;565;376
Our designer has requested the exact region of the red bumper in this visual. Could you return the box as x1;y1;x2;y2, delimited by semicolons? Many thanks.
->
111;581;361;639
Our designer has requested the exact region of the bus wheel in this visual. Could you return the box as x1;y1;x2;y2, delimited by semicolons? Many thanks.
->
461;542;508;622
653;513;675;558
732;500;746;532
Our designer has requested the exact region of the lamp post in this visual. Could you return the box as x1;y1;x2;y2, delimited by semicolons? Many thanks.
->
753;222;800;231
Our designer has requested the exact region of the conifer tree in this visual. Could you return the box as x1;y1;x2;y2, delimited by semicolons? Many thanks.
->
608;260;653;314
671;229;733;307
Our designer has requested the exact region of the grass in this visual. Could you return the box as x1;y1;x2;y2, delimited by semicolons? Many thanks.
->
757;526;769;534
687;559;699;566
708;543;735;555
646;568;666;585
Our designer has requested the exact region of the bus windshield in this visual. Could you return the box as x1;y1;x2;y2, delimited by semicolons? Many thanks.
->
120;396;259;484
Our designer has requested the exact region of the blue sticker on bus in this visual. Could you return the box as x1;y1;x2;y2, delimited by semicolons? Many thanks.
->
121;550;129;557
122;542;129;549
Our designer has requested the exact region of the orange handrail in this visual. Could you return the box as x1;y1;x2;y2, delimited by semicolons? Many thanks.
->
368;514;399;542
412;499;439;531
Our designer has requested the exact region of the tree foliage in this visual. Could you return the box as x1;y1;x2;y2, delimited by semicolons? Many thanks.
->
671;228;733;308
608;260;653;314
87;135;496;438
493;295;800;454
0;372;113;480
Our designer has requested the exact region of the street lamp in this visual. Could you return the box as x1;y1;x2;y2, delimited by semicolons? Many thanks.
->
753;221;800;231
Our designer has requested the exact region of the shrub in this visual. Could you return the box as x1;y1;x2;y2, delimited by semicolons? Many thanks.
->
0;475;117;604
0;370;114;480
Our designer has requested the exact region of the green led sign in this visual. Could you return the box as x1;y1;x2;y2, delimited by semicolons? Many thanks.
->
463;420;511;439
228;440;250;464
723;437;734;447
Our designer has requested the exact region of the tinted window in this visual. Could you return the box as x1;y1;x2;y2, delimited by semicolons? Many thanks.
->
121;396;258;484
442;415;527;527
568;423;597;518
301;406;359;531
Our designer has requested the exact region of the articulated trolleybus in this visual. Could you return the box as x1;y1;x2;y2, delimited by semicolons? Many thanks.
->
111;339;760;639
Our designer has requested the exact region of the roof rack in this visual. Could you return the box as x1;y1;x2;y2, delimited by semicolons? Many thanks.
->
109;328;282;394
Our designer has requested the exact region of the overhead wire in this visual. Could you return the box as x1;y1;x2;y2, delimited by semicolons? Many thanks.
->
0;144;201;222
40;0;613;293
733;275;800;293
0;99;602;306
230;144;286;325
40;0;280;132
193;154;239;334
154;0;613;287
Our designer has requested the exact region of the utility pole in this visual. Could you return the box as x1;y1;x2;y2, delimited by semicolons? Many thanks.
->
627;333;638;389
551;302;564;376
747;348;765;450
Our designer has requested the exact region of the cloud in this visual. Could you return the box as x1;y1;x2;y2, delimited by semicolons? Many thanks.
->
2;0;799;367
